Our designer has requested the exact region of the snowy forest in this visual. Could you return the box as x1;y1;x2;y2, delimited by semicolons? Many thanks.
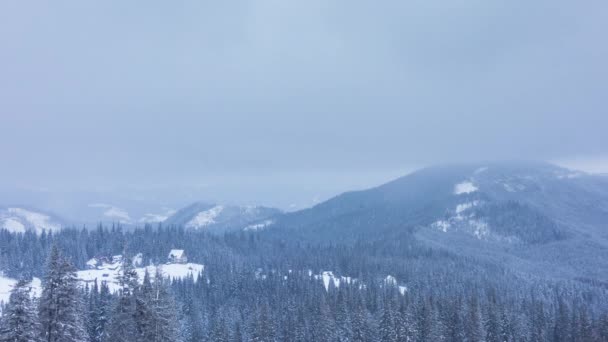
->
0;225;607;341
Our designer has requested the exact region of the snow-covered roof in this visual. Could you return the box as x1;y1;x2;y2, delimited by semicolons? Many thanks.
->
169;249;185;259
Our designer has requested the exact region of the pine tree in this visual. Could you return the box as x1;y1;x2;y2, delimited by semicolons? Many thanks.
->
106;254;141;342
38;245;88;342
485;300;501;342
0;279;41;342
141;269;179;342
94;281;112;342
379;302;398;342
464;294;483;342
335;293;353;342
553;297;570;342
414;299;432;342
351;305;367;342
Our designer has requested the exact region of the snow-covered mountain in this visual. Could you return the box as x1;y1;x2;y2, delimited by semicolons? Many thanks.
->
0;207;63;234
271;162;608;281
163;202;281;232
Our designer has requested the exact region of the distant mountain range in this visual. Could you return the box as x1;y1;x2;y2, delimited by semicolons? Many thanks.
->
0;202;282;234
3;161;608;283
266;161;608;282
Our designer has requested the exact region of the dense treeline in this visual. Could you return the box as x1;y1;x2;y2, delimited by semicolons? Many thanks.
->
0;225;607;341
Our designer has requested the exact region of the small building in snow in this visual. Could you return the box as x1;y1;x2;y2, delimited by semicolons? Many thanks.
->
168;249;187;264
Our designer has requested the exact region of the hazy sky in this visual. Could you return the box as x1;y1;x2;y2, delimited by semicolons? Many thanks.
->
1;1;607;208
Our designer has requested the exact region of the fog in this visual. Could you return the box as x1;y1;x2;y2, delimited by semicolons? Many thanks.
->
1;0;607;209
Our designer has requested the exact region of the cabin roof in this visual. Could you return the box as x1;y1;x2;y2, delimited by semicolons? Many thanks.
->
168;249;185;259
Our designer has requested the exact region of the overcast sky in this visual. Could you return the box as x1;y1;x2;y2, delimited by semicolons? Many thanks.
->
1;1;607;208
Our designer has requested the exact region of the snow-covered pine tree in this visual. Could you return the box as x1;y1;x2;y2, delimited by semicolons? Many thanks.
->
141;269;179;342
379;301;398;342
0;279;41;342
38;245;88;342
106;254;140;342
85;280;112;342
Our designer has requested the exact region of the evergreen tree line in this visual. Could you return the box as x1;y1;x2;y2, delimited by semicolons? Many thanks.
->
0;245;179;342
0;226;607;341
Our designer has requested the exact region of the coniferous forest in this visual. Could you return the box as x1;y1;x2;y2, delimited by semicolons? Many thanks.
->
0;225;607;341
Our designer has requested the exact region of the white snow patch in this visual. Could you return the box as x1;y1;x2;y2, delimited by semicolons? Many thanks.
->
313;271;353;291
384;275;407;295
455;201;478;214
0;275;42;307
454;181;478;195
186;206;224;228
385;275;397;285
470;220;489;239
132;253;144;267
77;256;204;293
1;208;61;234
244;220;274;231
2;218;25;233
432;220;451;232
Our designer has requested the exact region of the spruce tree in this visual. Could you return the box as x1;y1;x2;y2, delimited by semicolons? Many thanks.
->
142;269;179;342
106;254;140;342
38;245;88;342
0;279;41;342
379;302;398;342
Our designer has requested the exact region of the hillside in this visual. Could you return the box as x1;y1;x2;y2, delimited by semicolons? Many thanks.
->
269;162;608;282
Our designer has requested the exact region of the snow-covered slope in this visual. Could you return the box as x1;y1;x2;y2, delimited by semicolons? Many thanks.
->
0;274;42;307
164;202;281;232
273;162;608;282
78;255;204;293
0;207;63;234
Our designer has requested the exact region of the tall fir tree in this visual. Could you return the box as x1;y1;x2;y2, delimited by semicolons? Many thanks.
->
140;269;179;342
106;254;140;342
38;245;88;342
0;279;41;342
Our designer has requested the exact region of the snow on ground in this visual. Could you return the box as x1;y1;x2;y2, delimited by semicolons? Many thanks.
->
470;220;490;239
454;181;478;195
0;275;42;307
78;257;204;293
244;220;274;231
455;201;479;214
186;206;224;228
313;271;354;291
431;201;491;240
384;275;407;295
432;220;451;232
138;263;204;282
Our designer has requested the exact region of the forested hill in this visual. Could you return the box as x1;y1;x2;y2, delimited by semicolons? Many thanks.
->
267;162;608;282
0;162;607;341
